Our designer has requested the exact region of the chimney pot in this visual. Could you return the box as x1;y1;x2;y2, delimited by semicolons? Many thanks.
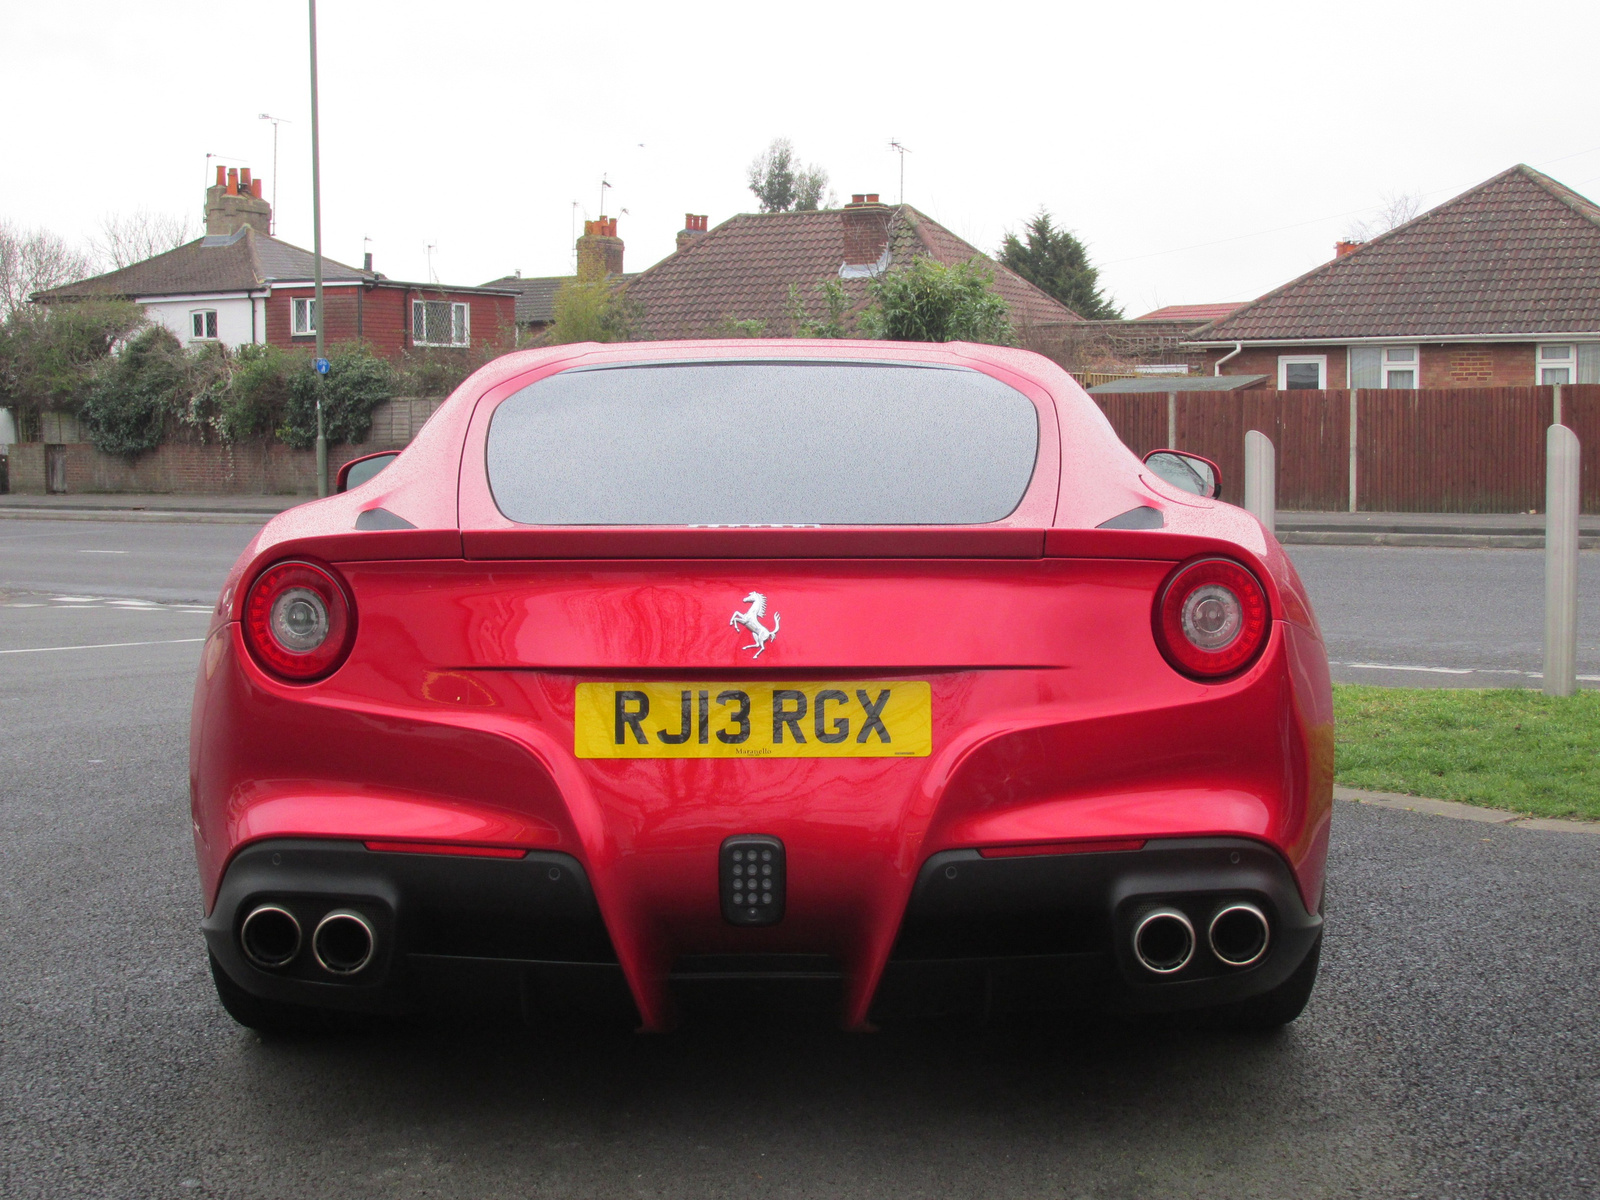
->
865;193;879;204
250;178;262;199
226;167;238;196
215;164;227;187
851;193;865;205
364;251;373;272
1335;240;1364;258
240;167;252;190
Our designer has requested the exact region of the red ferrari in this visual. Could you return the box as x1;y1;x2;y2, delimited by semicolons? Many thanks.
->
192;340;1332;1033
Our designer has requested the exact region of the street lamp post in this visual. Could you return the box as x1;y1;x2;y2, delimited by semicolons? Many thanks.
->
308;0;327;497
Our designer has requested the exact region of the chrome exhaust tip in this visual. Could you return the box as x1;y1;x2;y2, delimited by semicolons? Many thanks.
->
240;904;302;969
312;909;375;976
1208;902;1270;967
1132;907;1196;974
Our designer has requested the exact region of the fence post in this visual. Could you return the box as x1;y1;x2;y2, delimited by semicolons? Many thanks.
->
1553;382;1563;428
1543;424;1580;697
1167;391;1178;449
1347;388;1359;513
1245;429;1276;531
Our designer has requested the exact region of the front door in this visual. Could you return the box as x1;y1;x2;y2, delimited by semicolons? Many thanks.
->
45;445;66;494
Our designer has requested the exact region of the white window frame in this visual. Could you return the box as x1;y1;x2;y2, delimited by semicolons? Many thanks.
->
412;299;470;347
291;297;318;336
189;309;219;341
1381;345;1419;389
1277;354;1327;390
1539;343;1575;386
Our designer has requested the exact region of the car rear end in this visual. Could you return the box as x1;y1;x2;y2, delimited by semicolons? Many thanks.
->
192;342;1332;1031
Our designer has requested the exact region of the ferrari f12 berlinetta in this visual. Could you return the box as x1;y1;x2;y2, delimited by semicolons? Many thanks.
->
191;340;1332;1033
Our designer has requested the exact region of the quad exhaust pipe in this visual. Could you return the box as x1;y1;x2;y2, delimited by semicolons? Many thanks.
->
312;909;376;976
1132;907;1196;974
1131;902;1272;975
240;904;302;969
1208;902;1270;967
239;904;376;976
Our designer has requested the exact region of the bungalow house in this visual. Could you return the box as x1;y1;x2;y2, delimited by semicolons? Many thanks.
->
35;166;516;358
618;196;1083;341
1187;165;1600;388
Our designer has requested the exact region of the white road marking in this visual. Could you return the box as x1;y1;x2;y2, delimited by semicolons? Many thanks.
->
78;550;129;555
0;638;206;655
1345;662;1474;675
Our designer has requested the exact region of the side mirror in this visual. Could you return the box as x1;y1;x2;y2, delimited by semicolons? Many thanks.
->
335;451;399;494
1143;449;1221;499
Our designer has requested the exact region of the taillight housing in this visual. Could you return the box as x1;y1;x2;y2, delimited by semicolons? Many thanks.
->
1153;557;1271;680
242;560;356;682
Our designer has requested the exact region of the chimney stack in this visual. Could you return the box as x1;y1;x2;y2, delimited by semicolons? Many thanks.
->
576;217;625;280
676;213;709;251
206;164;271;236
1335;240;1364;258
841;192;891;273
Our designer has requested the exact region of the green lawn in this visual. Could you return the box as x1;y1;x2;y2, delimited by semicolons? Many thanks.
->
1333;684;1600;821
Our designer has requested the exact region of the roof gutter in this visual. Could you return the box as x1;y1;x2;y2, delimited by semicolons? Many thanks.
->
1212;341;1243;376
1188;332;1600;349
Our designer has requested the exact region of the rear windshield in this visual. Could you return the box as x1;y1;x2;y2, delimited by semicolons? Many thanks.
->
485;361;1040;525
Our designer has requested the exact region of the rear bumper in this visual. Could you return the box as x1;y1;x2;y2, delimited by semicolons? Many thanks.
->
206;835;1321;1025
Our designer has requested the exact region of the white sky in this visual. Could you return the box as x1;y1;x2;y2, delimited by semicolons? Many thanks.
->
7;0;1600;317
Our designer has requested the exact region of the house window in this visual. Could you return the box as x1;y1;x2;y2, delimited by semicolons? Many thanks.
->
1278;355;1327;390
190;310;219;340
412;299;470;347
292;297;319;336
1381;345;1418;389
1539;343;1575;385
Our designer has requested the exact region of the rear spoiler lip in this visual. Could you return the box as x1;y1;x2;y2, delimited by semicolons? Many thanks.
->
246;526;1260;566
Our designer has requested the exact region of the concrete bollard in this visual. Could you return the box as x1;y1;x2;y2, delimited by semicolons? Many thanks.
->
1244;429;1276;533
1543;424;1580;698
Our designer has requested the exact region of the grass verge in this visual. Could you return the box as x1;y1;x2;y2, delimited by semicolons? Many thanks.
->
1333;684;1600;821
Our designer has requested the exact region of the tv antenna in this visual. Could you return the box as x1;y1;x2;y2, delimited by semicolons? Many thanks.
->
258;113;292;233
888;139;912;205
599;174;612;219
426;242;438;283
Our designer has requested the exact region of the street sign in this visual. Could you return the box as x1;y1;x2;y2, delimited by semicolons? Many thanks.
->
314;358;331;375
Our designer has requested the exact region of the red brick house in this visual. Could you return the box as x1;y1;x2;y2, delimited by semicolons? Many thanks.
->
620;196;1084;340
1187;165;1600;388
36;165;516;359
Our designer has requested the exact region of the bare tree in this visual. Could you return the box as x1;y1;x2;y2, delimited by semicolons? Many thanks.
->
93;209;197;271
0;221;97;318
1345;190;1424;243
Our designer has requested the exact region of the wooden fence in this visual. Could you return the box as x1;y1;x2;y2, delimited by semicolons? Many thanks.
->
1092;385;1600;513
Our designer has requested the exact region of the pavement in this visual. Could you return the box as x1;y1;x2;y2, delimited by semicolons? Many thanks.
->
2;493;1598;546
2;587;1598;1199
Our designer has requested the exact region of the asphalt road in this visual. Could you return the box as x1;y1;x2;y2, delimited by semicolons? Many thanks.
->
2;526;1598;1198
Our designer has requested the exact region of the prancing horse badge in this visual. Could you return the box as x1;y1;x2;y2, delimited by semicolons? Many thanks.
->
730;592;780;658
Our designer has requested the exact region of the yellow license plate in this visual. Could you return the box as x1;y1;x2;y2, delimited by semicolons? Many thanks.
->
574;681;932;759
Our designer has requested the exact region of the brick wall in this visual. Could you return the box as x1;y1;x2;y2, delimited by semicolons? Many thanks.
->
1203;345;1349;388
6;396;443;496
1201;343;1541;387
1421;343;1534;387
266;285;515;358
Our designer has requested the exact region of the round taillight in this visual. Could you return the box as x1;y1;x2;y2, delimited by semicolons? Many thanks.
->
242;561;355;682
1153;557;1270;679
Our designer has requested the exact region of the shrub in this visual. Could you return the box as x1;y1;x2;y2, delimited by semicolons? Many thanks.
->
79;325;190;456
547;278;639;344
394;345;504;398
788;280;850;338
278;345;395;449
0;300;147;416
857;256;1015;345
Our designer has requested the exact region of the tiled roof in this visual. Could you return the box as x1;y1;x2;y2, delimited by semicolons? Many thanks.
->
620;205;1083;340
1135;303;1240;322
34;226;370;300
482;273;639;325
1192;165;1600;342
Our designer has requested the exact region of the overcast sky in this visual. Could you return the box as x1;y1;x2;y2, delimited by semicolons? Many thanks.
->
7;0;1600;317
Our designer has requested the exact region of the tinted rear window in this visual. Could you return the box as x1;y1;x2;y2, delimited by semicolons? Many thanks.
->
485;361;1040;525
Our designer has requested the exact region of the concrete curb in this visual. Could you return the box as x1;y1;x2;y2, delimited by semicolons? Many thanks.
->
1335;786;1599;834
0;509;273;525
1282;531;1600;549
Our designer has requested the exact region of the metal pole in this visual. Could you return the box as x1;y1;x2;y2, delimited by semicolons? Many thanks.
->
1245;429;1276;531
1348;388;1359;513
1543;423;1580;697
1167;391;1177;449
309;0;327;498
